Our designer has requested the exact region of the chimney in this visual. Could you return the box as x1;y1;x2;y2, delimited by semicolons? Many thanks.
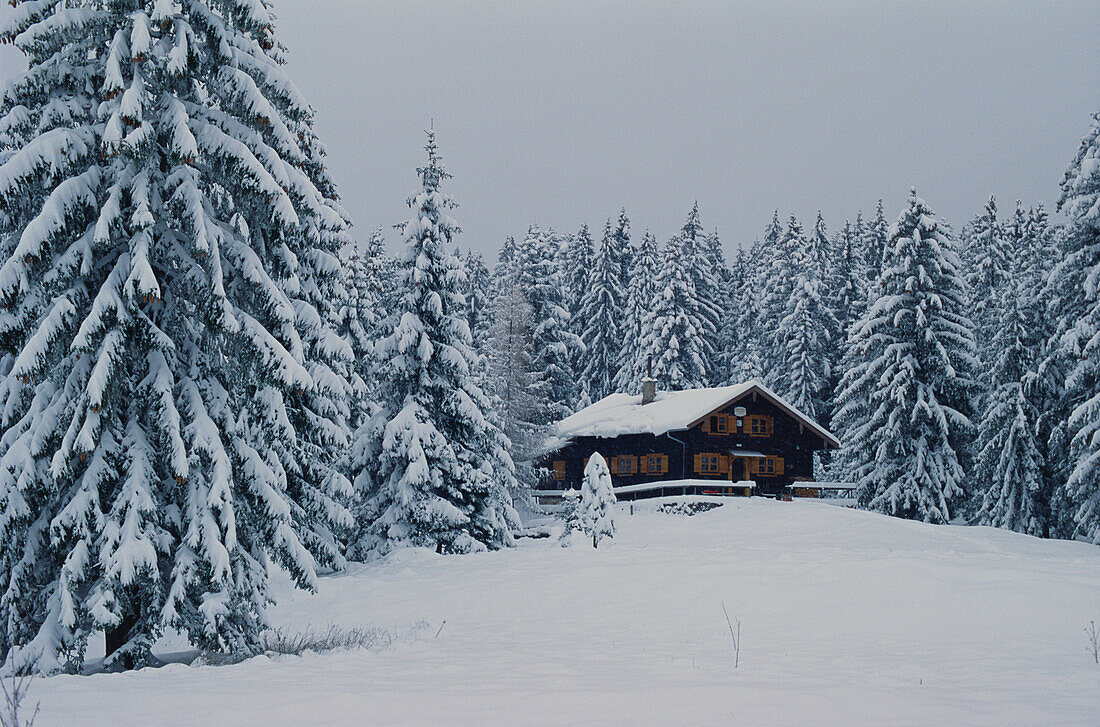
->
641;356;657;404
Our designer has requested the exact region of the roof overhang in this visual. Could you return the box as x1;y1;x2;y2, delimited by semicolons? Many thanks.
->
687;382;840;449
728;449;766;458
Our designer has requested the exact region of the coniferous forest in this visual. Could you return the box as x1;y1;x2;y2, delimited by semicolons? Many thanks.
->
1;1;1099;690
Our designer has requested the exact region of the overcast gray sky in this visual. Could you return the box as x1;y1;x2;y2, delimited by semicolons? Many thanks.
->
4;1;1100;256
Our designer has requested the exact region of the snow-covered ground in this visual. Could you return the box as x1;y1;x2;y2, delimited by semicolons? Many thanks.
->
31;497;1100;726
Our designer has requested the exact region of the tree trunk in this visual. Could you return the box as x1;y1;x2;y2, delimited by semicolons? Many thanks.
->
592;534;597;549
105;611;138;662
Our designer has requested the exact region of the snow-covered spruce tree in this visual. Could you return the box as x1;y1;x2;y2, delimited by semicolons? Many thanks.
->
0;1;357;673
580;453;615;548
578;225;626;402
351;132;517;558
861;201;889;288
774;248;837;421
336;242;382;431
678;204;721;379
557;487;582;547
829;220;866;342
482;266;548;490
561;225;593;332
609;209;633;290
1050;110;1100;543
807;211;831;280
758;216;804;387
974;261;1047;535
644;233;707;389
733;221;777;380
614;229;658;393
832;191;978;523
962;196;1011;361
724;245;764;382
461;250;491;350
515;226;583;420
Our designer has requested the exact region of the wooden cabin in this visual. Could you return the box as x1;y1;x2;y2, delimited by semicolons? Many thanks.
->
536;379;839;503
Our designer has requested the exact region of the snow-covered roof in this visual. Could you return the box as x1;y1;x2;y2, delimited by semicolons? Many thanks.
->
553;380;840;448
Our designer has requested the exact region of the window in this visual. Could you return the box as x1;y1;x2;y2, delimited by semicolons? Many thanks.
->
705;414;730;435
552;461;566;481
696;453;721;474
610;455;637;476
747;415;773;437
641;453;668;475
752;456;784;476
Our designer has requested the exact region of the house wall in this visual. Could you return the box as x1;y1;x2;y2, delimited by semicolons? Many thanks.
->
541;393;832;497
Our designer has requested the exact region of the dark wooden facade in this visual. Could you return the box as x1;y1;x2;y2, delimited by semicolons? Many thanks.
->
539;389;835;500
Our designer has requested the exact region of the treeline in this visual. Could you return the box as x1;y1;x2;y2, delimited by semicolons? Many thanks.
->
349;115;1100;545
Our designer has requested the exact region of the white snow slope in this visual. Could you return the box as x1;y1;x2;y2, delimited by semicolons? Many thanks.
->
31;497;1100;726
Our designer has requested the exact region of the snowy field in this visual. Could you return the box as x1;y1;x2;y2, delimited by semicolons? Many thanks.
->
31;497;1100;726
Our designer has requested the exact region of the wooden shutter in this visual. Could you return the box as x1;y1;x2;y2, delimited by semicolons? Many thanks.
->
701;417;711;433
718;454;730;476
693;453;704;473
766;416;774;436
552;460;566;481
775;457;784;475
659;454;669;474
638;455;649;475
747;457;759;475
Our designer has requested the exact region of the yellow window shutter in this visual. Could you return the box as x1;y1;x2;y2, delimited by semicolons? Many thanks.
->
701;417;711;433
718;454;730;474
638;456;648;475
767;416;774;436
747;457;759;475
660;454;669;474
693;453;704;473
776;456;785;475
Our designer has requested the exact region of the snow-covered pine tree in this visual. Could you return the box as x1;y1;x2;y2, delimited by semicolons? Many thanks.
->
609;209;633;288
351;132;517;558
861;201;889;288
725;245;765;382
562;224;593;328
832;190;978;523
829;220;865;341
644;233;708;389
0;1;357;672
557;487;582;546
334;246;378;428
614;229;659;393
807;211;831;280
463;249;493;353
774;245;837;421
1050;110;1100;543
962;196;1012;359
515;226;583;420
580;453;616;548
678;204;721;380
974;247;1047;535
733;216;780;379
758;216;804;388
482;264;547;490
578;225;627;401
